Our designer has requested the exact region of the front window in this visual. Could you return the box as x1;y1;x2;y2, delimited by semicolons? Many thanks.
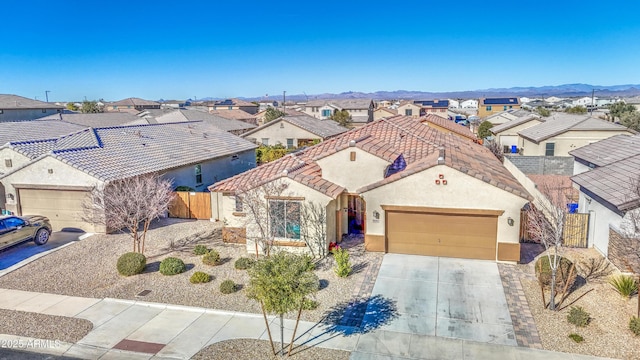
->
545;143;555;156
486;106;492;111
405;109;413;116
261;138;269;146
286;139;294;149
195;164;202;184
235;196;243;212
269;200;301;239
321;109;332;117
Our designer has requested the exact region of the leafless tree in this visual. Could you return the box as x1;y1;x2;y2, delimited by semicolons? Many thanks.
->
82;174;174;254
300;201;328;258
527;178;576;310
486;140;504;163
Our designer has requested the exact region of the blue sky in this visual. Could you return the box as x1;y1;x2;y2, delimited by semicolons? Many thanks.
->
2;0;640;101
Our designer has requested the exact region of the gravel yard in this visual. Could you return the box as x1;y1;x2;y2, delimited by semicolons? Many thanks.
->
519;247;640;359
0;309;92;343
0;218;381;342
192;339;350;360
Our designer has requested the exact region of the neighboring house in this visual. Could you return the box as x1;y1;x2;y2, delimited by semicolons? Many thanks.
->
572;97;596;107
241;115;348;148
420;115;478;142
207;99;259;115
461;99;478;109
0;122;257;232
105;97;160;112
303;99;374;125
517;114;634;156
490;114;544;152
258;100;279;111
413;99;449;118
0;94;63;121
484;109;534;126
39;112;141;127
151;109;256;135
209;115;530;262
373;107;397;121
209;109;257;125
254;108;305;126
396;101;422;118
625;96;640;111
447;99;459;109
570;134;640;271
160;100;190;109
478;98;521;118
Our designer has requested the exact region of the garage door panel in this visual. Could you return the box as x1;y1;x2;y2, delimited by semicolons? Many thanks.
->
386;210;497;261
19;189;95;232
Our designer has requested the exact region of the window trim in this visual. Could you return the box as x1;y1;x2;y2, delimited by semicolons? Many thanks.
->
195;164;202;184
268;199;301;240
234;195;243;212
5;159;12;168
286;138;294;149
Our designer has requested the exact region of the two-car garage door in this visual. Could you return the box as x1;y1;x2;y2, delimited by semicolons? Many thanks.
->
386;207;500;260
19;188;95;232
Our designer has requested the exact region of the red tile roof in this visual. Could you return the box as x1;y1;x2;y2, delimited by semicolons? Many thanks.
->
210;115;530;200
420;114;478;141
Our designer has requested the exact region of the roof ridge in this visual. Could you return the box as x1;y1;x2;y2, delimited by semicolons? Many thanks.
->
94;120;203;130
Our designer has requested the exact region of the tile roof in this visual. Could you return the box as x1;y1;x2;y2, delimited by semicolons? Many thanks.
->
212;99;257;107
519;114;632;143
0;94;63;110
305;99;373;110
152;109;255;132
209;109;256;121
210;115;530;200
0;120;88;146
109;97;160;106
490;113;542;134
39;112;141;127
572;154;640;211
569;134;640;166
375;108;398;115
1;122;257;182
242;115;348;139
420;114;478;141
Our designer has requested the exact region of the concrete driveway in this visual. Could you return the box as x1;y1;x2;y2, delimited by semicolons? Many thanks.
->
365;254;516;346
0;231;87;272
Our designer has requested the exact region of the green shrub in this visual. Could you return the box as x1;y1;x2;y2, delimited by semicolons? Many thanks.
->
567;306;590;327
333;248;352;278
193;245;209;256
116;252;146;276
630;316;640;336
159;257;186;275
235;257;255;270
568;333;584;343
535;255;576;290
220;279;238;294
189;271;211;284
301;254;315;272
302;298;319;310
609;275;638;298
203;249;221;266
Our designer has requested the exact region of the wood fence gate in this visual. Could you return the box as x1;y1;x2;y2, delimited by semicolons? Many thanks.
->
169;192;211;220
520;209;590;248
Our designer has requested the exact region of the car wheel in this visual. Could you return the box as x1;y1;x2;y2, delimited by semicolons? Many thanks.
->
34;229;50;245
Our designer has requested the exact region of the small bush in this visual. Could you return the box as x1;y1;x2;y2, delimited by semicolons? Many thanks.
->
609;275;638;298
301;254;315;272
302;298;319;310
220;279;238;294
568;333;584;343
203;249;221;266
117;252;146;276
535;255;576;290
333;247;352;278
567;306;590;327
159;257;186;275
235;257;255;270
193;245;209;256
630;316;640;336
189;271;211;284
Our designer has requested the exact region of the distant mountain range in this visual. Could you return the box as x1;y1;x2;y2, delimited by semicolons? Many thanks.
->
188;83;640;102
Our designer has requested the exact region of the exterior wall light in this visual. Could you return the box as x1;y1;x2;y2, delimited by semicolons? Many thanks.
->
507;217;514;226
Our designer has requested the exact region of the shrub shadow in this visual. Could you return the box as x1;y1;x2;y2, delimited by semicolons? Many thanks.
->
143;261;160;273
351;262;368;275
185;263;195;271
289;295;398;356
217;257;233;265
152;228;222;257
318;279;329;290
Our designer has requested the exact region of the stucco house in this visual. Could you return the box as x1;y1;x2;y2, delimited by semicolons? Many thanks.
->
420;114;478;142
414;100;449;118
373;107;398;121
207;99;259;115
149;109;256;135
241;115;348;148
208;109;257;125
461;99;478;109
396;101;422;118
0;121;257;232
303;99;374;126
209;115;531;262
0;94;63;122
254;108;305;126
490;113;544;152
478;98;521;118
570;134;640;271
105;97;160;112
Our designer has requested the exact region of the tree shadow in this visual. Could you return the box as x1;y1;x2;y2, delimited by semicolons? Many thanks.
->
288;295;398;356
559;288;594;311
151;228;221;257
351;262;368;275
217;257;233;265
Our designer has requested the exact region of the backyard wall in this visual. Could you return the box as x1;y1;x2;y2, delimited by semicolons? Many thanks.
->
505;155;574;175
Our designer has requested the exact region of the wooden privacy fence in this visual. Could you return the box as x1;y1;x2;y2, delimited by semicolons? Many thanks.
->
520;210;590;248
169;192;211;220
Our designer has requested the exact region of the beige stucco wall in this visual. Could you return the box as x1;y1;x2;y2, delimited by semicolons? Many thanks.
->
0;148;31;175
242;120;320;147
494;120;542;149
373;109;394;121
361;165;529;246
522;130;632;156
316;147;390;193
214;177;336;256
397;104;421;118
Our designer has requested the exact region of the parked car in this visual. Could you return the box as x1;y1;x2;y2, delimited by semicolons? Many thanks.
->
0;215;52;251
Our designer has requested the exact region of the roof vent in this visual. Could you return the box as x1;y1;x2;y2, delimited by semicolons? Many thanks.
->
349;140;356;147
437;147;445;165
282;169;288;176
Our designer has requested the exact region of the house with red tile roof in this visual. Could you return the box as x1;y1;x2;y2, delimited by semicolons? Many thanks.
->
420;114;478;142
209;115;531;262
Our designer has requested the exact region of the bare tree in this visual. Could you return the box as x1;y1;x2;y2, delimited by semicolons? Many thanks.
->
527;178;576;310
486;140;504;163
82;174;174;254
300;201;328;258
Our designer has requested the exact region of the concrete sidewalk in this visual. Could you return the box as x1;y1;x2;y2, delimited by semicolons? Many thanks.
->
0;288;614;360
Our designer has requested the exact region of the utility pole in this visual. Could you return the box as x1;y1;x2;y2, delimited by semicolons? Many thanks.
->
45;90;51;102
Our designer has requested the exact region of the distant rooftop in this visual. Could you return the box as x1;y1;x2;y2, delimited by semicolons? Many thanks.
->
480;98;520;106
0;94;64;110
